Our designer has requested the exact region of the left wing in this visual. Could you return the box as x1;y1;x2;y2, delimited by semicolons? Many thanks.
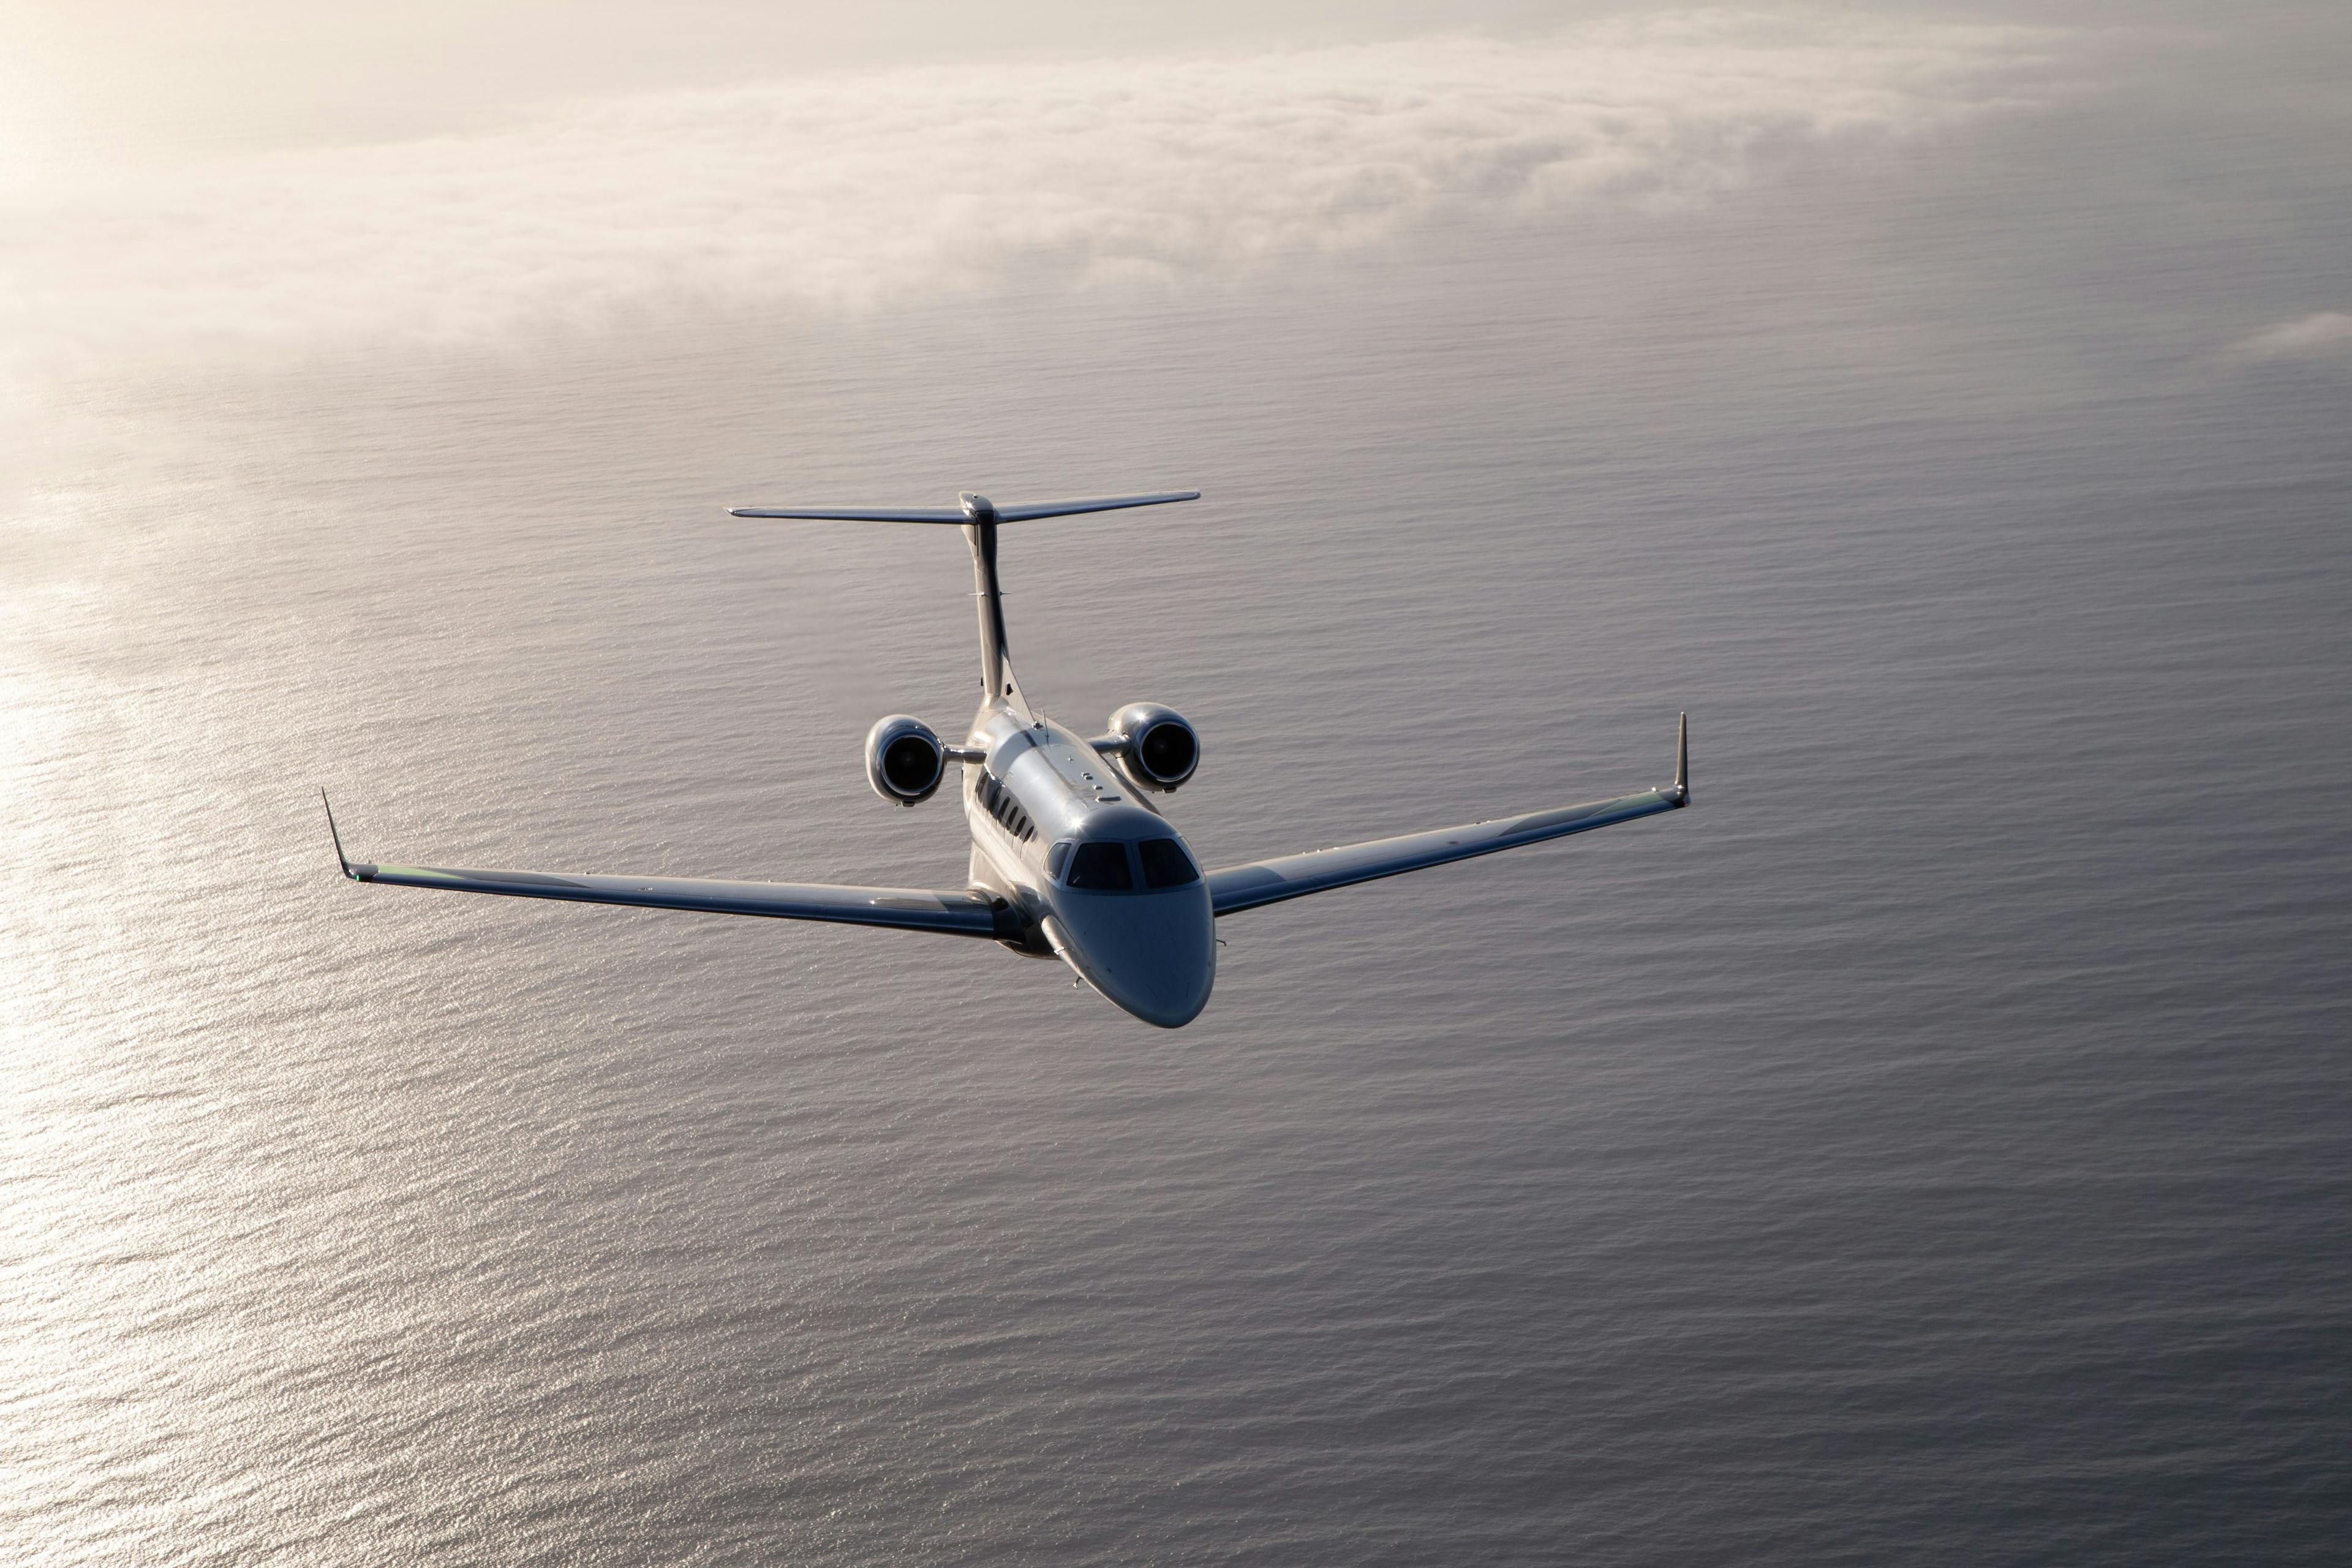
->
1207;715;1688;917
322;796;1004;938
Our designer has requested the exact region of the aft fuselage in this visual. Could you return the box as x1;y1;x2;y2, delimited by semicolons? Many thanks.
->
959;704;1214;1028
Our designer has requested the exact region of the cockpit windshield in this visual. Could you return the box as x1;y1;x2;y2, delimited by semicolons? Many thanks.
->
1052;837;1199;892
1064;841;1134;891
1137;838;1199;889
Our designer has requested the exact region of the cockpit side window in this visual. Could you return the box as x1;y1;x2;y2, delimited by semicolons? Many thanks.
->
1047;840;1073;881
1137;837;1200;889
1065;842;1135;891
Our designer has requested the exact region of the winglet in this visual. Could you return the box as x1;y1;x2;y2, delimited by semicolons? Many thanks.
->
320;790;372;881
1673;712;1689;805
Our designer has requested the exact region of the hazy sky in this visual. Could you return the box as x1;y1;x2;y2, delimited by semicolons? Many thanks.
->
3;17;2066;363
11;2;1967;164
4;1;2340;164
5;5;2345;386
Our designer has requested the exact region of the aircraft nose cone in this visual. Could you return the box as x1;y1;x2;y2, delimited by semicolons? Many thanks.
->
1052;885;1215;1028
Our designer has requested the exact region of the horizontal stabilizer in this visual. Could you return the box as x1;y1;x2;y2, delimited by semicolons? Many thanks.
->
729;505;967;522
729;491;1199;524
994;492;1200;521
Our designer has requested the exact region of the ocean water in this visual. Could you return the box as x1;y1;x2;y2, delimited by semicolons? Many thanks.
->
5;26;2350;1567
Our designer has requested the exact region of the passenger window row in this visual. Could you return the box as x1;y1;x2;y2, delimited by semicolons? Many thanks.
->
978;772;1035;842
1046;837;1200;892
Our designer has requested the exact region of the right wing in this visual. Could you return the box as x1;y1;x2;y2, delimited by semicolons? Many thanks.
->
1207;716;1689;917
323;796;1003;938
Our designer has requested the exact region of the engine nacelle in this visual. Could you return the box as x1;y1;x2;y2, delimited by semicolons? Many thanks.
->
1105;702;1200;792
865;715;946;805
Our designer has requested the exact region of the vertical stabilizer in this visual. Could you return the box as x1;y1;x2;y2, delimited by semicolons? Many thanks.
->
960;494;1031;717
724;487;1200;723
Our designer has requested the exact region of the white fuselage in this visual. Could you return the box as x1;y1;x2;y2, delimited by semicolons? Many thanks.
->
958;703;1215;1028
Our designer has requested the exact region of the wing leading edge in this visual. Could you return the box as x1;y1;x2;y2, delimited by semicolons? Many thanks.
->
1207;715;1689;917
323;796;1003;938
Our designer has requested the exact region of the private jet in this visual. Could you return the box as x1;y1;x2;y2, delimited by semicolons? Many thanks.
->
325;490;1689;1027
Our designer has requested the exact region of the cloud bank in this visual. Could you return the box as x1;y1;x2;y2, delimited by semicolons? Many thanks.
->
2;12;2059;374
2227;312;2352;364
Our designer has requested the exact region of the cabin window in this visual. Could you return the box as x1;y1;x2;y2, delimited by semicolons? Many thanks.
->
1066;842;1134;891
1137;837;1200;889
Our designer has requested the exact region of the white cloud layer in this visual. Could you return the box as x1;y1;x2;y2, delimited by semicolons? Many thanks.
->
2227;311;2352;363
2;12;2059;375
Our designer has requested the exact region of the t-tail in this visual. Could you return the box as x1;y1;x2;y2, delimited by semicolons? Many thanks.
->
728;489;1200;716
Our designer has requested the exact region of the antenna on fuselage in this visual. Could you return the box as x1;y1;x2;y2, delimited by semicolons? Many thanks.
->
728;488;1201;715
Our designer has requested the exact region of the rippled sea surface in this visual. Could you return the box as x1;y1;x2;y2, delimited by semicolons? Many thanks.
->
7;35;2351;1568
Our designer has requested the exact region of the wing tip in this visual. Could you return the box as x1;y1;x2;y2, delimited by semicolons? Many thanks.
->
320;790;374;881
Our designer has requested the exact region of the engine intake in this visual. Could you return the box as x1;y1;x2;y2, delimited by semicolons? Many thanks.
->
1105;702;1200;792
865;715;946;805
